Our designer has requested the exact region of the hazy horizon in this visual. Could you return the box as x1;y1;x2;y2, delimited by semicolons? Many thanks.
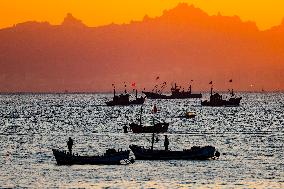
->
0;3;283;92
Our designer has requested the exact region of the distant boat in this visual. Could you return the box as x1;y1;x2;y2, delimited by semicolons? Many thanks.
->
127;105;169;133
129;134;220;160
201;87;242;107
142;91;168;99
52;148;133;165
129;122;169;133
106;87;145;106
177;111;196;119
185;111;196;118
143;83;202;99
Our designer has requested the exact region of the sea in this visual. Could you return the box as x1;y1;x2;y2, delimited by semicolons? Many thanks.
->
0;93;283;188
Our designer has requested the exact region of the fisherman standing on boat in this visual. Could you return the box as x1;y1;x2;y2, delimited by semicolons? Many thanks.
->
123;125;128;133
164;135;169;151
67;137;73;154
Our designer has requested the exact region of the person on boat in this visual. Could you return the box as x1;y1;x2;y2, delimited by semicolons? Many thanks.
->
164;135;169;151
67;137;73;154
123;125;128;133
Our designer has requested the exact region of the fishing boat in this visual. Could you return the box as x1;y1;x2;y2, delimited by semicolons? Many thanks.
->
130;145;219;160
143;83;202;99
52;148;133;165
170;83;202;99
128;90;145;105
127;105;169;133
129;134;220;160
176;111;196;119
129;122;169;133
201;87;242;107
184;111;196;118
106;87;145;106
142;91;168;99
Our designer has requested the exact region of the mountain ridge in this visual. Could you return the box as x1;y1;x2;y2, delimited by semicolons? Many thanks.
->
0;3;283;92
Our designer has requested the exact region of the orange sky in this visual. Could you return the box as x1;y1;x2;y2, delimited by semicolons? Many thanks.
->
1;0;284;30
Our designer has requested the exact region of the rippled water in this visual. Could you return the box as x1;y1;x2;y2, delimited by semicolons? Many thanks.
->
0;93;283;188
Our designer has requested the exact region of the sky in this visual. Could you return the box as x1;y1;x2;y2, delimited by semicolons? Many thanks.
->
1;0;284;30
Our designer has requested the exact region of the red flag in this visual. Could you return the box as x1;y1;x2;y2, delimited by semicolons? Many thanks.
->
152;105;157;113
209;81;213;84
131;82;136;87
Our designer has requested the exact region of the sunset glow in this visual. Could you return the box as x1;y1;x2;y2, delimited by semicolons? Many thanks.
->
1;0;284;30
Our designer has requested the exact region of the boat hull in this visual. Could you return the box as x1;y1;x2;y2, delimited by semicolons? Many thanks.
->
129;123;169;133
129;97;145;105
106;97;145;106
142;92;168;99
129;145;218;160
201;97;242;107
143;91;202;99
52;149;130;165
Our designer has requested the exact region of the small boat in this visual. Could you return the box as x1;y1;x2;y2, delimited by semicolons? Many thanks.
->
129;96;145;105
170;83;202;99
129;134;220;160
143;83;202;99
185;112;196;118
106;93;130;106
106;87;145;106
129;145;219;160
129;122;169;133
201;87;242;107
127;105;169;133
176;111;196;119
52;148;133;165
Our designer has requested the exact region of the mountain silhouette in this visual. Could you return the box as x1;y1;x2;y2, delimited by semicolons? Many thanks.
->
0;3;283;92
61;13;86;28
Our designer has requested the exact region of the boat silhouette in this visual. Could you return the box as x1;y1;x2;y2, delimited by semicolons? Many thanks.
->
52;148;133;165
129;122;169;133
128;105;169;133
106;87;145;106
129;134;220;160
143;83;202;99
201;87;242;107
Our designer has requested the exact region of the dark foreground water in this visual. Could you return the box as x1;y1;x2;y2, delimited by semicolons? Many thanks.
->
0;93;283;188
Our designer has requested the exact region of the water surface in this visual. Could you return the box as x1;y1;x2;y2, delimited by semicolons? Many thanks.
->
0;93;283;188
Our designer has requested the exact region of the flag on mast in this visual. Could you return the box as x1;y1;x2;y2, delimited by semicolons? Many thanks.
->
209;81;213;84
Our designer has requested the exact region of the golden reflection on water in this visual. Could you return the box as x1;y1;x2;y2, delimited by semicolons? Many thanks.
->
58;180;283;189
0;93;283;188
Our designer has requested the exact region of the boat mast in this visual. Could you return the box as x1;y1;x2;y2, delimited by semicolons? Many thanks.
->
135;89;138;99
139;104;143;126
151;133;155;151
